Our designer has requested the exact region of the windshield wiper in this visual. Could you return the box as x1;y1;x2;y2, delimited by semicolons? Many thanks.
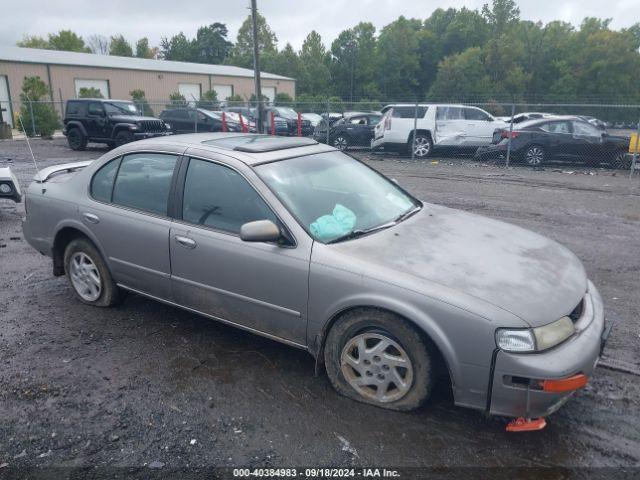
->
327;222;396;244
393;205;421;224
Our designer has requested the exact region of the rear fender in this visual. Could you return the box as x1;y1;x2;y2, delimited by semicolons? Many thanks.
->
65;121;87;136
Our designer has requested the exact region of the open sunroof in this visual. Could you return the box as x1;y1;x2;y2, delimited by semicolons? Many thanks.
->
202;135;318;153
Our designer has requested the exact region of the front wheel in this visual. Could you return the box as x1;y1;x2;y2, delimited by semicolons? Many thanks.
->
409;134;433;159
67;128;87;151
324;309;433;411
64;238;119;307
524;145;545;166
333;135;349;151
611;150;631;170
114;130;134;147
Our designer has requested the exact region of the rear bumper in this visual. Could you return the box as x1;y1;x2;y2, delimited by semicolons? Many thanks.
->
0;167;22;203
489;280;607;418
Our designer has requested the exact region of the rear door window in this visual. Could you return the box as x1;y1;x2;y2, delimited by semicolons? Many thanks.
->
391;106;428;118
66;101;82;115
436;107;465;120
112;153;178;216
90;157;122;203
541;121;571;134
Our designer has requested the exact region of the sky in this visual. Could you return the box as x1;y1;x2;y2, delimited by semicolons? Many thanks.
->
2;0;638;51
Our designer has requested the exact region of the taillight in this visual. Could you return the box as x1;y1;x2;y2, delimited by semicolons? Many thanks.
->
500;130;520;139
384;115;392;131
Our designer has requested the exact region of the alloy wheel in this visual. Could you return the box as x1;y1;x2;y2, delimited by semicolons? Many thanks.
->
333;136;348;150
340;332;414;403
70;252;102;302
413;137;431;158
525;146;544;165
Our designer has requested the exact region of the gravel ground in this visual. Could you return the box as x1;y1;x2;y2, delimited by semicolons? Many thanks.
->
0;138;639;472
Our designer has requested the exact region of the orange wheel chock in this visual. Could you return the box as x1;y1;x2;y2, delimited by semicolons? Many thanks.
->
542;373;588;393
506;417;547;432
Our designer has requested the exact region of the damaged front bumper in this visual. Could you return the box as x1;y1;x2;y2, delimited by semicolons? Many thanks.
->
488;280;607;419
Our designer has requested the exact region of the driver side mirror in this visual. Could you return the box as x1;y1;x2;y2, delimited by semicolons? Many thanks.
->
240;220;281;243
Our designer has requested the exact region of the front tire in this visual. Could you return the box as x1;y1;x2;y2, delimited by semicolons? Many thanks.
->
64;238;119;307
409;134;433;159
611;149;631;170
114;130;134;147
67;128;87;151
333;135;349;151
324;309;433;411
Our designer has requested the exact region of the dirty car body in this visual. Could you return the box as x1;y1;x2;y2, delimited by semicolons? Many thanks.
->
21;133;607;420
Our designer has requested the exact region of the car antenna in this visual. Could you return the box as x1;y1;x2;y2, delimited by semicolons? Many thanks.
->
17;113;40;172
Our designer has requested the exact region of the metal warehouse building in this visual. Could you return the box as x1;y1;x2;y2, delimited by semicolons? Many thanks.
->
0;46;296;127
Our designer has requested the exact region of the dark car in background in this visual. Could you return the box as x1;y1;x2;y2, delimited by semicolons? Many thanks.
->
314;112;382;150
64;99;170;150
476;116;630;168
264;107;314;136
159;108;241;134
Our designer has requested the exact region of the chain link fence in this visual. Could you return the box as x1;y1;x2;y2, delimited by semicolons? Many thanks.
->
1;96;639;175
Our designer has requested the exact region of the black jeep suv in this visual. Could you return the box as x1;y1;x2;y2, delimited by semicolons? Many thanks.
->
63;99;170;150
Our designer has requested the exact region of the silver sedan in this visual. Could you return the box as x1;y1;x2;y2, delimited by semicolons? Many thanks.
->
21;133;608;429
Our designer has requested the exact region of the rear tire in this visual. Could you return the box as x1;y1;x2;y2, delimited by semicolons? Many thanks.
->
67;128;87;151
611;149;631;170
324;309;433;411
524;145;545;166
333;135;349;151
409;133;433;159
114;130;134;147
64;238;119;307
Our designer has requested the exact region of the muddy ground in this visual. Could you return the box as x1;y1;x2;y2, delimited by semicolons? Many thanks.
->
0;138;639;472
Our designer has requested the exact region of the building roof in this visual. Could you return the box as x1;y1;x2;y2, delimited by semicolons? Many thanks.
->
0;46;293;81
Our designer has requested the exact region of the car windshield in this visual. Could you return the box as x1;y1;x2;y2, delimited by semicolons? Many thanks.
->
104;102;140;116
256;152;421;243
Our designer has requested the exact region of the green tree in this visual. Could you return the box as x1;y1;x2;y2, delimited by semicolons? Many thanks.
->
193;23;233;63
482;0;520;35
109;35;133;57
47;30;90;52
197;90;219;109
135;38;155;58
297;31;331;96
167;92;188;108
160;33;195;61
376;17;423;99
227;12;277;68
18;76;59;137
78;87;104;98
226;94;245;104
130;89;154;116
17;35;50;49
268;43;300;79
274;92;294;105
428;47;492;101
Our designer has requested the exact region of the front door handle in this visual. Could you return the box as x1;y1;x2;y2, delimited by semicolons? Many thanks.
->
174;235;197;249
83;213;100;224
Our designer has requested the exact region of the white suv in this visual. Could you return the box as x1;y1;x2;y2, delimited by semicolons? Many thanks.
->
372;104;508;158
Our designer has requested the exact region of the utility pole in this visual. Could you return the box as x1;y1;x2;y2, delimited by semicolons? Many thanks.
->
251;0;263;133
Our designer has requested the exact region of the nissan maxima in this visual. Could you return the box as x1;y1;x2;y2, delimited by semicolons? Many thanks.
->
21;133;608;431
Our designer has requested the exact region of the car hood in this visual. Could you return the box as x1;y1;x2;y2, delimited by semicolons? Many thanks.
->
110;115;160;123
329;204;587;327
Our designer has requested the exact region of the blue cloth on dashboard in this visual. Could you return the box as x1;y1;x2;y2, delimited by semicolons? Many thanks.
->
310;204;356;241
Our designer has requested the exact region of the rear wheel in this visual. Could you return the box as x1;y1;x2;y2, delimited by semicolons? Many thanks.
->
409;134;433;159
324;309;433;411
114;130;134;147
64;238;119;307
524;145;545;166
67;128;87;151
611;149;631;170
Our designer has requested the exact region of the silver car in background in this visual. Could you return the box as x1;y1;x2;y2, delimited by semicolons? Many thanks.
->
21;133;608;428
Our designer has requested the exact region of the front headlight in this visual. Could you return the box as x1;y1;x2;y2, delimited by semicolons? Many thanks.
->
495;329;535;352
496;317;575;353
533;316;575;351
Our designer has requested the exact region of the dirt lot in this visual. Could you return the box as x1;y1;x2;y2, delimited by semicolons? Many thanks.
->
0;138;639;472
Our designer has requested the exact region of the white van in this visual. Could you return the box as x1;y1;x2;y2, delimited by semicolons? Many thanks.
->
372;104;508;158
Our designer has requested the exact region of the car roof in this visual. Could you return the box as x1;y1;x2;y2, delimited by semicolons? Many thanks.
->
123;133;336;166
517;115;584;128
68;98;132;103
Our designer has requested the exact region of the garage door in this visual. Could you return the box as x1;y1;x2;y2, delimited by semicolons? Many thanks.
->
0;75;12;127
179;83;201;105
74;79;110;99
261;87;276;103
213;85;233;102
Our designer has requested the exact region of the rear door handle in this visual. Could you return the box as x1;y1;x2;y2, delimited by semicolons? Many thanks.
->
174;235;197;249
83;213;100;224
